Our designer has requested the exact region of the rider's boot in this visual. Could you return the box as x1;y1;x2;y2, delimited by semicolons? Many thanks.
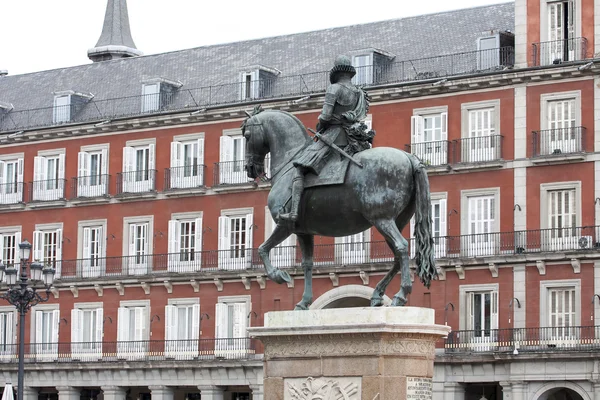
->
279;173;304;222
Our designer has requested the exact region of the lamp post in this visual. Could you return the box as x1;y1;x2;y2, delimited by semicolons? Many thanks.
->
0;240;55;400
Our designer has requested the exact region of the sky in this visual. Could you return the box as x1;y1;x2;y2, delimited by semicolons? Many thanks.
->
0;0;508;76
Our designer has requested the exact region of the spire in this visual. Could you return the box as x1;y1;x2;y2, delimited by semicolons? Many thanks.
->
88;0;143;62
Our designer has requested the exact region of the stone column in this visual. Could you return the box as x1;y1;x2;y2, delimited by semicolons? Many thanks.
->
149;386;174;400
197;386;224;400
442;382;465;400
56;387;81;400
249;384;263;400
500;381;513;400
249;307;449;400
23;387;39;400
591;381;600;400
510;382;527;400
101;386;127;400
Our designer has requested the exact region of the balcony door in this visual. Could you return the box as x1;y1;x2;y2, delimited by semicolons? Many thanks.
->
77;150;107;197
265;209;295;268
0;311;15;360
170;139;204;189
219;135;247;184
337;230;370;265
0;159;23;204
82;226;104;278
547;287;578;347
467;290;498;351
34;309;59;361
466;196;496;257
215;302;249;358
411;113;448;166
467;108;497;162
165;304;200;359
547;99;577;154
122;145;155;193
117;306;148;359
71;308;103;360
546;189;578;251
128;223;149;275
548;0;576;63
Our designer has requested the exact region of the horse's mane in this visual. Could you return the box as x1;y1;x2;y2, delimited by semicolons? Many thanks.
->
241;105;308;139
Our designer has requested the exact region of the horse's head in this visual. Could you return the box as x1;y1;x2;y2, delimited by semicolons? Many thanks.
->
241;106;269;179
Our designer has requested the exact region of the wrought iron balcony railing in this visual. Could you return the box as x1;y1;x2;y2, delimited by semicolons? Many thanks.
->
0;338;257;363
55;225;600;281
164;165;206;190
0;47;514;133
532;126;586;157
445;326;600;354
405;141;451;166
29;179;67;202
0;182;25;205
116;170;157;195
532;37;588;66
213;161;253;186
452;135;503;164
71;174;110;198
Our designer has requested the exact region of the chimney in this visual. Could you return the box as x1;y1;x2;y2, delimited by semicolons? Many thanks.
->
0;70;8;77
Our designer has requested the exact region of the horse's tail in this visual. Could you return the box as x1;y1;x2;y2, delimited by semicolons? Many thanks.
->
410;155;437;288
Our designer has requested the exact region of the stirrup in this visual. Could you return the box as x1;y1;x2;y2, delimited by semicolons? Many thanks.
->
278;212;298;222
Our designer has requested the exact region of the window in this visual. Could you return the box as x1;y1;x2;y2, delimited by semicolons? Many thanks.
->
141;83;160;112
218;210;253;270
336;230;370;264
124;217;152;275
352;54;372;85
215;296;250;358
540;280;581;347
411;108;448;166
117;302;149;359
477;36;500;70
0;229;21;267
168;214;203;272
78;220;106;278
33;307;60;361
33;153;65;201
170;138;205;188
461;100;501;163
0;157;24;204
33;225;63;276
410;196;447;258
53;95;70;123
0;309;15;358
459;284;498;351
461;189;500;257
71;305;103;360
122;143;156;193
219;133;247;184
240;71;259;100
540;182;583;251
265;207;296;268
77;147;108;197
165;300;200;359
547;1;577;63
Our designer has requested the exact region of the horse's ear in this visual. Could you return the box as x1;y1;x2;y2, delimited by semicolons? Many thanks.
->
244;110;252;118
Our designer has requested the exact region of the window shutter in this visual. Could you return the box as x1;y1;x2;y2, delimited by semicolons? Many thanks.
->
165;305;176;341
13;232;21;263
128;224;136;258
52;309;60;344
57;154;65;181
148;144;156;171
439;199;448;237
194;217;203;253
218;216;230;268
83;227;91;261
35;311;43;344
411;116;424;144
71;308;82;343
491;291;499;330
100;148;108;176
0;161;4;185
197;138;205;167
78;152;89;181
264;206;274;241
170;141;182;169
117;307;128;342
56;229;63;268
6;312;14;346
134;307;145;340
466;292;474;330
440;112;448;141
233;303;248;338
409;217;415;258
0;235;4;265
245;213;253;265
97;226;104;260
122;147;135;173
95;308;103;343
16;159;24;198
215;303;229;339
219;136;233;162
191;304;200;341
168;220;179;255
33;230;43;262
34;156;45;183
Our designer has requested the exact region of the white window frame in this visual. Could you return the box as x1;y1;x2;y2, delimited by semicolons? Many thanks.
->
540;181;583;251
122;216;153;275
459;283;499;352
265;206;296;268
117;300;150;359
540;279;581;347
77;144;109;198
77;219;107;278
141;83;161;113
460;100;501;163
71;302;103;361
170;133;205;189
33;222;63;277
410;192;448;258
165;298;200;359
540;91;582;155
477;35;501;70
219;129;248;185
0;153;24;205
239;70;259;100
540;0;582;64
215;295;251;358
0;306;17;360
0;225;21;269
33;149;66;202
30;304;60;362
352;53;373;85
53;95;71;124
460;188;500;257
167;211;203;272
218;208;253;270
122;139;156;193
411;106;448;166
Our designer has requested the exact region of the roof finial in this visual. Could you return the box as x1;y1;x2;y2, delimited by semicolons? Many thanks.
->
87;0;143;62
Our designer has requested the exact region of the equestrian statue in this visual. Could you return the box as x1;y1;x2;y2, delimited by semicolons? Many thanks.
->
243;55;437;310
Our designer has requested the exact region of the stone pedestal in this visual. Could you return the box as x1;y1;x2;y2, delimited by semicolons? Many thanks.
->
248;307;449;400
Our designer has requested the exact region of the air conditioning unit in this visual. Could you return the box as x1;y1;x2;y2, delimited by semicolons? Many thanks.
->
577;235;593;250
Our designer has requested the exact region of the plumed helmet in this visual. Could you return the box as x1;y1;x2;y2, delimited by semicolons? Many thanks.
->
329;55;356;84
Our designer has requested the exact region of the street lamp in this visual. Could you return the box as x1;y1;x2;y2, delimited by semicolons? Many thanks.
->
0;239;55;400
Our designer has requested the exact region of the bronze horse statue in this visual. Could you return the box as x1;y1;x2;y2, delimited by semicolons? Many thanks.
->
243;109;437;310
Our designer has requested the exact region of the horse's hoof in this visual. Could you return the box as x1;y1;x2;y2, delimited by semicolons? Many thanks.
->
269;270;292;284
392;296;407;306
371;298;384;307
294;302;309;310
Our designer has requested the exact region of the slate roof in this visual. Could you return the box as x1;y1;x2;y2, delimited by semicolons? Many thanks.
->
0;2;514;121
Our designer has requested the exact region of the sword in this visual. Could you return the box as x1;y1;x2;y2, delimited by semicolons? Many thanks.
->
307;128;364;168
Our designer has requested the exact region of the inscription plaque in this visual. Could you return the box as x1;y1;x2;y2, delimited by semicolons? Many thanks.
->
406;377;432;399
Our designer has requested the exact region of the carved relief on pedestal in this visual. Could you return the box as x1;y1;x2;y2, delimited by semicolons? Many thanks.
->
285;377;361;400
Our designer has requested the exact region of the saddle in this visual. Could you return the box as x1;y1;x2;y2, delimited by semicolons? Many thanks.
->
304;156;351;189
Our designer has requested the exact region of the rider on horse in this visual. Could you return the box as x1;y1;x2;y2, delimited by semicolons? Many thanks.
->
278;55;371;222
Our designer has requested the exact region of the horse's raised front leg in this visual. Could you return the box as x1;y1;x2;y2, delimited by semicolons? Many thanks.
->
370;219;410;307
258;224;292;284
295;234;314;310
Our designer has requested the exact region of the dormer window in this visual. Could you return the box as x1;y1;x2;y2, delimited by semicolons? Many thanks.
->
350;49;394;86
140;78;182;113
238;66;280;101
353;55;373;85
52;91;94;124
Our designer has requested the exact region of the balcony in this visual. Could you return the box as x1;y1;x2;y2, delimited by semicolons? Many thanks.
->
445;326;600;354
452;135;503;167
164;165;206;194
71;174;110;199
0;47;515;133
55;225;600;281
532;126;586;161
0;181;25;205
213;161;254;187
532;37;588;66
405;141;450;168
116;170;157;198
29;179;67;203
0;338;258;363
